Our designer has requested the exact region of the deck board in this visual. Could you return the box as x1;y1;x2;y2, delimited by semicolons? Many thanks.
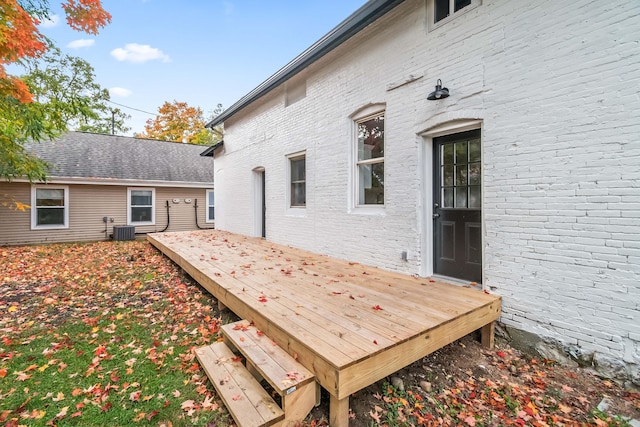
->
148;230;501;402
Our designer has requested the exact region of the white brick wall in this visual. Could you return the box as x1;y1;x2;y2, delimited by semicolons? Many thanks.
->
213;0;640;382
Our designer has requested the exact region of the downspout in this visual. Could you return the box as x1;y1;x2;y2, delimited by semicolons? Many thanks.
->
194;199;215;230
159;200;171;232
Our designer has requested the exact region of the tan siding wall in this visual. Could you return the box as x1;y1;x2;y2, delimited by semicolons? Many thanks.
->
135;187;213;234
0;183;213;246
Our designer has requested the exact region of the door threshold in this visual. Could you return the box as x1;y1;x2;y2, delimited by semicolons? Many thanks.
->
431;274;482;290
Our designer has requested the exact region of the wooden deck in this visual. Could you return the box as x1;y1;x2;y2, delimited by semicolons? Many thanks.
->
148;230;501;426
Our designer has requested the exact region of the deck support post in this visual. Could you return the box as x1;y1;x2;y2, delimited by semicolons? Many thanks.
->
217;299;228;312
330;395;350;427
481;321;495;349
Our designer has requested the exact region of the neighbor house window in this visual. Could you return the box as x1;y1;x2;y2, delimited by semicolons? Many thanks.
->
289;154;306;207
356;113;384;205
206;189;215;222
127;188;155;225
31;185;69;229
430;0;480;28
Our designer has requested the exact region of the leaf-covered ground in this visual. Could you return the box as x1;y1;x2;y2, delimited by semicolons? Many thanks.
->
0;240;232;426
1;240;638;427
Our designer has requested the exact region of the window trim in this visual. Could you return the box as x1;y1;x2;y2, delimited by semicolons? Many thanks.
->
127;187;155;226
286;151;306;215
427;0;481;31
354;109;385;209
30;185;69;230
206;189;215;223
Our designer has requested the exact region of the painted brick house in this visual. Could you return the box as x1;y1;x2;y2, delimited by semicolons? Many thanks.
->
0;132;215;245
205;0;640;383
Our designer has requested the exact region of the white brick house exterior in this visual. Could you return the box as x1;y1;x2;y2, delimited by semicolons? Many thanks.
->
208;0;640;383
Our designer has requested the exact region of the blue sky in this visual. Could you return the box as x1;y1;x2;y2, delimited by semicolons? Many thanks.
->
34;1;368;135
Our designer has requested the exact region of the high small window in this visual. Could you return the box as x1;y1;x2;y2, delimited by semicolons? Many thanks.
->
31;186;69;229
356;113;385;205
430;0;480;28
128;188;155;225
289;155;306;207
206;189;215;222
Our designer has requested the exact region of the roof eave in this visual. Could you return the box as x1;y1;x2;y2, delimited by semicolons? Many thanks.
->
205;0;405;129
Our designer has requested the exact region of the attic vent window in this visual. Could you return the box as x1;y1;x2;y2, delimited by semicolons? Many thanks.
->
285;79;306;107
430;0;480;28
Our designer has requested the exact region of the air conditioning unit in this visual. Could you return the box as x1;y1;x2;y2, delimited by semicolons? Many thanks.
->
113;225;135;241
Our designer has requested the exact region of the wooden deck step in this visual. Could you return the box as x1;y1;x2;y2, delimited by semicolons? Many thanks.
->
195;342;284;427
222;320;318;424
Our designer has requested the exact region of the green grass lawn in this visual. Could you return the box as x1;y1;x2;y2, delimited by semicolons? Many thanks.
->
0;240;233;426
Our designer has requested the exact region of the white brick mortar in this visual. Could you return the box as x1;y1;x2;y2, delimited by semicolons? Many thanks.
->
213;0;640;383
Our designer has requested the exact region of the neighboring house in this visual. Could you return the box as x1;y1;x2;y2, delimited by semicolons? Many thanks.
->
0;132;215;246
205;0;640;383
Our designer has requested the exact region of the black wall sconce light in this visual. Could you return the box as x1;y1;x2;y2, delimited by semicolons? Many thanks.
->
427;79;450;100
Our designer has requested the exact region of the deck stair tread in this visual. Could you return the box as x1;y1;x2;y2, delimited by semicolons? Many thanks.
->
195;342;284;427
222;320;315;396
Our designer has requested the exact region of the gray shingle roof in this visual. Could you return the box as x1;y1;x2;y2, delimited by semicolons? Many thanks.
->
24;132;214;184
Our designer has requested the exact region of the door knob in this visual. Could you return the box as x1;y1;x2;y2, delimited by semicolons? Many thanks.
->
433;213;440;219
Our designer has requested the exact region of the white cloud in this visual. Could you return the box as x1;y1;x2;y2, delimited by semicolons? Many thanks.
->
109;87;132;98
110;43;170;63
66;39;95;49
39;14;60;28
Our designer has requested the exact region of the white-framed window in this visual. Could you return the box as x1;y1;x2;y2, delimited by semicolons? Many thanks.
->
31;185;69;230
127;188;155;225
355;112;385;206
206;189;215;223
288;153;306;208
428;0;480;30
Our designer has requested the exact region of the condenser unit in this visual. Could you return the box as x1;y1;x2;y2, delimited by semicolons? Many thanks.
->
113;225;135;241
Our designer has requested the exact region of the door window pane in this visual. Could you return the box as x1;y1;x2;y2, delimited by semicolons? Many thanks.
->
469;139;481;162
443;188;454;208
455;142;468;164
455;187;467;208
469;186;481;208
439;137;481;210
443;165;454;186
455;165;468;186
469;162;481;185
443;144;454;164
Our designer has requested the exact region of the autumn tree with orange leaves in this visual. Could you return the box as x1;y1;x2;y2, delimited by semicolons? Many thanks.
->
0;0;111;183
139;101;223;146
